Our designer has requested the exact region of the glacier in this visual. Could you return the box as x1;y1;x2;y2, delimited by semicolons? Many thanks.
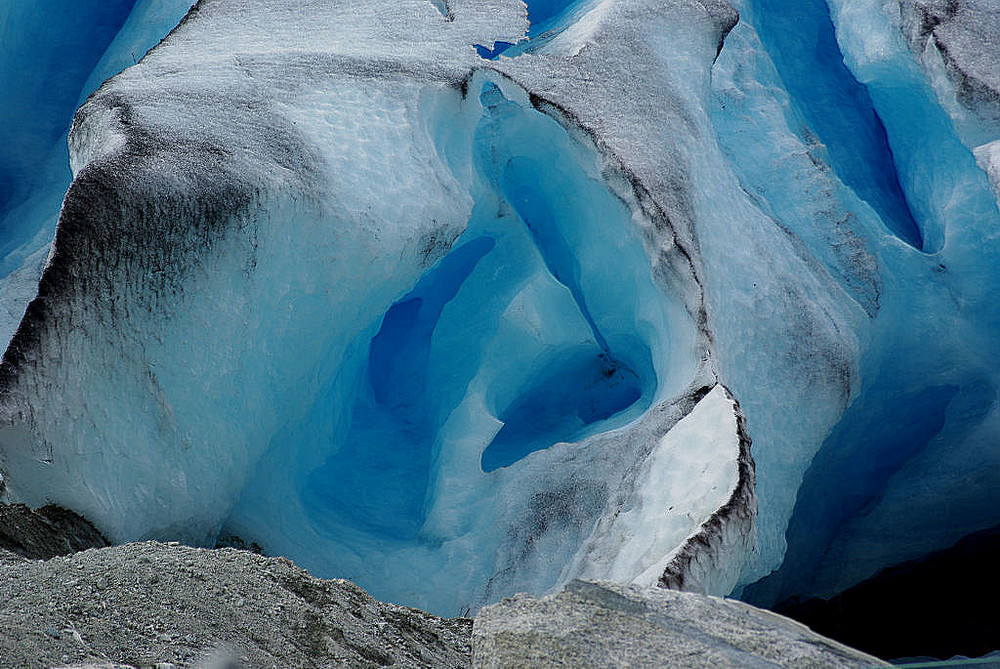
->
0;0;998;636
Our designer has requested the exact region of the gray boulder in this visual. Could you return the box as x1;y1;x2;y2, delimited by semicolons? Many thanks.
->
472;580;889;668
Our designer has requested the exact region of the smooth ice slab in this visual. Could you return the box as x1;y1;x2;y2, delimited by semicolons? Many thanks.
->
573;385;754;596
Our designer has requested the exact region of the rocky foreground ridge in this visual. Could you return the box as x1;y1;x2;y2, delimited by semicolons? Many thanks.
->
0;505;886;669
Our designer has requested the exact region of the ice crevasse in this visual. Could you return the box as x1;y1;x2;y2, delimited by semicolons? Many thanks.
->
0;0;997;618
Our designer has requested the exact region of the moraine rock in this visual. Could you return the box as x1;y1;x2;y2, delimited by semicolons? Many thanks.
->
472;579;889;668
0;502;109;563
0;542;472;668
0;541;890;668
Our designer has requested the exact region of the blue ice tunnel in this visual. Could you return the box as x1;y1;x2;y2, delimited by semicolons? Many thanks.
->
301;81;662;539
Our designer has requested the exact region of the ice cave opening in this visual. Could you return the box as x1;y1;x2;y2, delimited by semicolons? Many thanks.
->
255;76;675;612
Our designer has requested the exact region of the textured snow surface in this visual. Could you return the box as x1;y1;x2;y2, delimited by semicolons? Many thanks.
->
1;0;999;617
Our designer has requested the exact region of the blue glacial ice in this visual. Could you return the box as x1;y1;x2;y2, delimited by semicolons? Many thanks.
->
0;1;196;348
0;0;999;620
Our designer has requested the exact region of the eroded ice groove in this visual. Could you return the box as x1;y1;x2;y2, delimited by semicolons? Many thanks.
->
744;0;922;250
714;0;1000;608
0;0;195;349
711;12;885;318
811;1;1000;591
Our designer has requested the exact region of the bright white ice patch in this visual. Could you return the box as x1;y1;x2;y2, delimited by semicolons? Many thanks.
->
974;140;1000;202
574;386;741;590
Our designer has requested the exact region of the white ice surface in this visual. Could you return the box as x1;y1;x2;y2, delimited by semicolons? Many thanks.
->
573;386;741;590
974;139;1000;202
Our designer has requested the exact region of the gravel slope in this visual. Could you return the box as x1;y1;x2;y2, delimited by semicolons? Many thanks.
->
0;542;472;668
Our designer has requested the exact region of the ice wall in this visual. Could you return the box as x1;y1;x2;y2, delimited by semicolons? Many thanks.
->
1;0;999;620
0;0;757;616
715;0;1000;604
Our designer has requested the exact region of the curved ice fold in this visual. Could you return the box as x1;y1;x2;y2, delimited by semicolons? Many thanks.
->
0;1;195;348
